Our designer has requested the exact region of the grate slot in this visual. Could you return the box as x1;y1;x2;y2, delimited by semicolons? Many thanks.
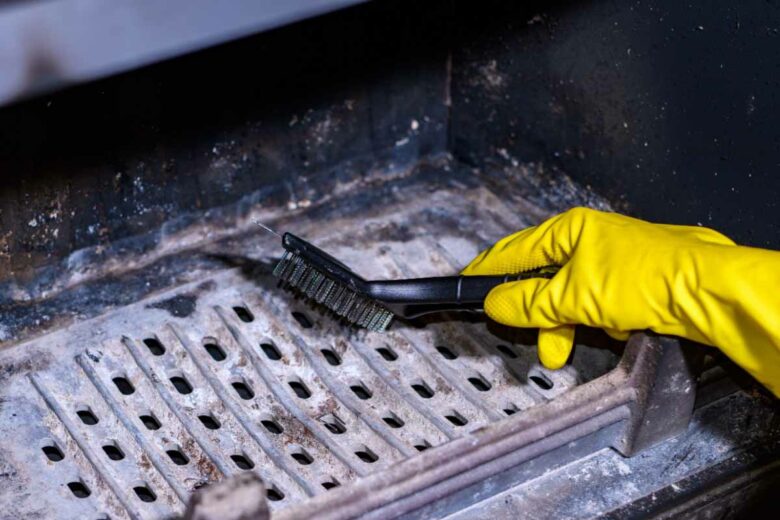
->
467;374;492;392
287;379;312;399
495;343;518;359
260;417;284;435
42;443;65;462
320;348;342;366
198;413;221;430
375;346;398;361
319;413;347;435
169;374;194;395
232;306;254;323
112;375;136;396
349;381;372;400
267;485;285;502
143;338;166;356
529;371;555;391
231;379;255;400
230;453;255;470
321;478;340;490
67;481;92;498
260;341;283;361
133;484;157;503
382;412;405;429
203;339;227;362
165;447;189;466
102;443;126;461
436;345;459;360
76;407;99;426
139;413;162;431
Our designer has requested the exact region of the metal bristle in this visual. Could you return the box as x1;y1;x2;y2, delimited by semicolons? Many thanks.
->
272;253;393;331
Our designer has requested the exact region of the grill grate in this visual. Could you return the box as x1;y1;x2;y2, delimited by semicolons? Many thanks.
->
0;181;618;519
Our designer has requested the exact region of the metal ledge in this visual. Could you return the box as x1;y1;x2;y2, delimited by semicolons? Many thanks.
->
0;0;367;107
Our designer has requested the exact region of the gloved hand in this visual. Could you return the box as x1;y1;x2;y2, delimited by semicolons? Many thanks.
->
463;207;780;397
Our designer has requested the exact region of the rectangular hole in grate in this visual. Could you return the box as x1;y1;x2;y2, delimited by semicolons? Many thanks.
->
102;443;125;461
198;413;221;430
166;448;189;466
260;342;282;361
319;413;347;434
445;411;469;427
349;381;372;400
382;412;404;429
354;446;379;464
414;440;432;452
291;311;313;329
320;348;341;366
230;453;255;470
170;374;194;395
143;337;166;356
496;344;517;359
376;345;398;361
260;418;284;435
467;374;492;392
203;339;226;362
288;379;311;399
321;478;340;490
112;376;135;395
290;448;314;466
233;305;254;322
133;484;157;503
68;481;91;498
503;404;519;416
76;407;99;426
436;345;458;360
267;485;285;502
139;413;161;430
231;379;255;400
411;380;435;399
529;371;554;391
42;444;64;462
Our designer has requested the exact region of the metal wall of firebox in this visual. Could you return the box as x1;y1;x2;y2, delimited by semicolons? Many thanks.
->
1;0;779;292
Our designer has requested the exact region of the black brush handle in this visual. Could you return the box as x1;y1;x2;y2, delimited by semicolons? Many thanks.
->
368;267;558;319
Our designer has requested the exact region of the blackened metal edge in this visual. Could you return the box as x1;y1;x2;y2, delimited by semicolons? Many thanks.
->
274;333;696;520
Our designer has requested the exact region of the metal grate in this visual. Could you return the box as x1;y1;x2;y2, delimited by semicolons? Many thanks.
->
0;181;618;519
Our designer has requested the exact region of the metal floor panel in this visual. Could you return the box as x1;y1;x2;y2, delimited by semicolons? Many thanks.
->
0;178;619;519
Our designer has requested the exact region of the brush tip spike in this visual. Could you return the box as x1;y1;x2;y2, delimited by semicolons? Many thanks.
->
273;252;393;331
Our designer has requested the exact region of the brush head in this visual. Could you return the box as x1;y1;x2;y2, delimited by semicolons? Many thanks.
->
273;233;394;331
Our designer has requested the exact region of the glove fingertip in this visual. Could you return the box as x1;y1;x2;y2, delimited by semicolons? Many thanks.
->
604;327;631;341
483;278;548;327
538;325;575;369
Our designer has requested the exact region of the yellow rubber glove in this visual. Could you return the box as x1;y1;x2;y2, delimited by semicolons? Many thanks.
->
462;207;780;397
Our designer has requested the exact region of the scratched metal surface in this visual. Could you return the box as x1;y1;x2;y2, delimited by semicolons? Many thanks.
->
0;179;619;519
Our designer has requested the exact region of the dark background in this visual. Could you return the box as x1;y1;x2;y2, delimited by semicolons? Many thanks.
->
1;0;778;288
